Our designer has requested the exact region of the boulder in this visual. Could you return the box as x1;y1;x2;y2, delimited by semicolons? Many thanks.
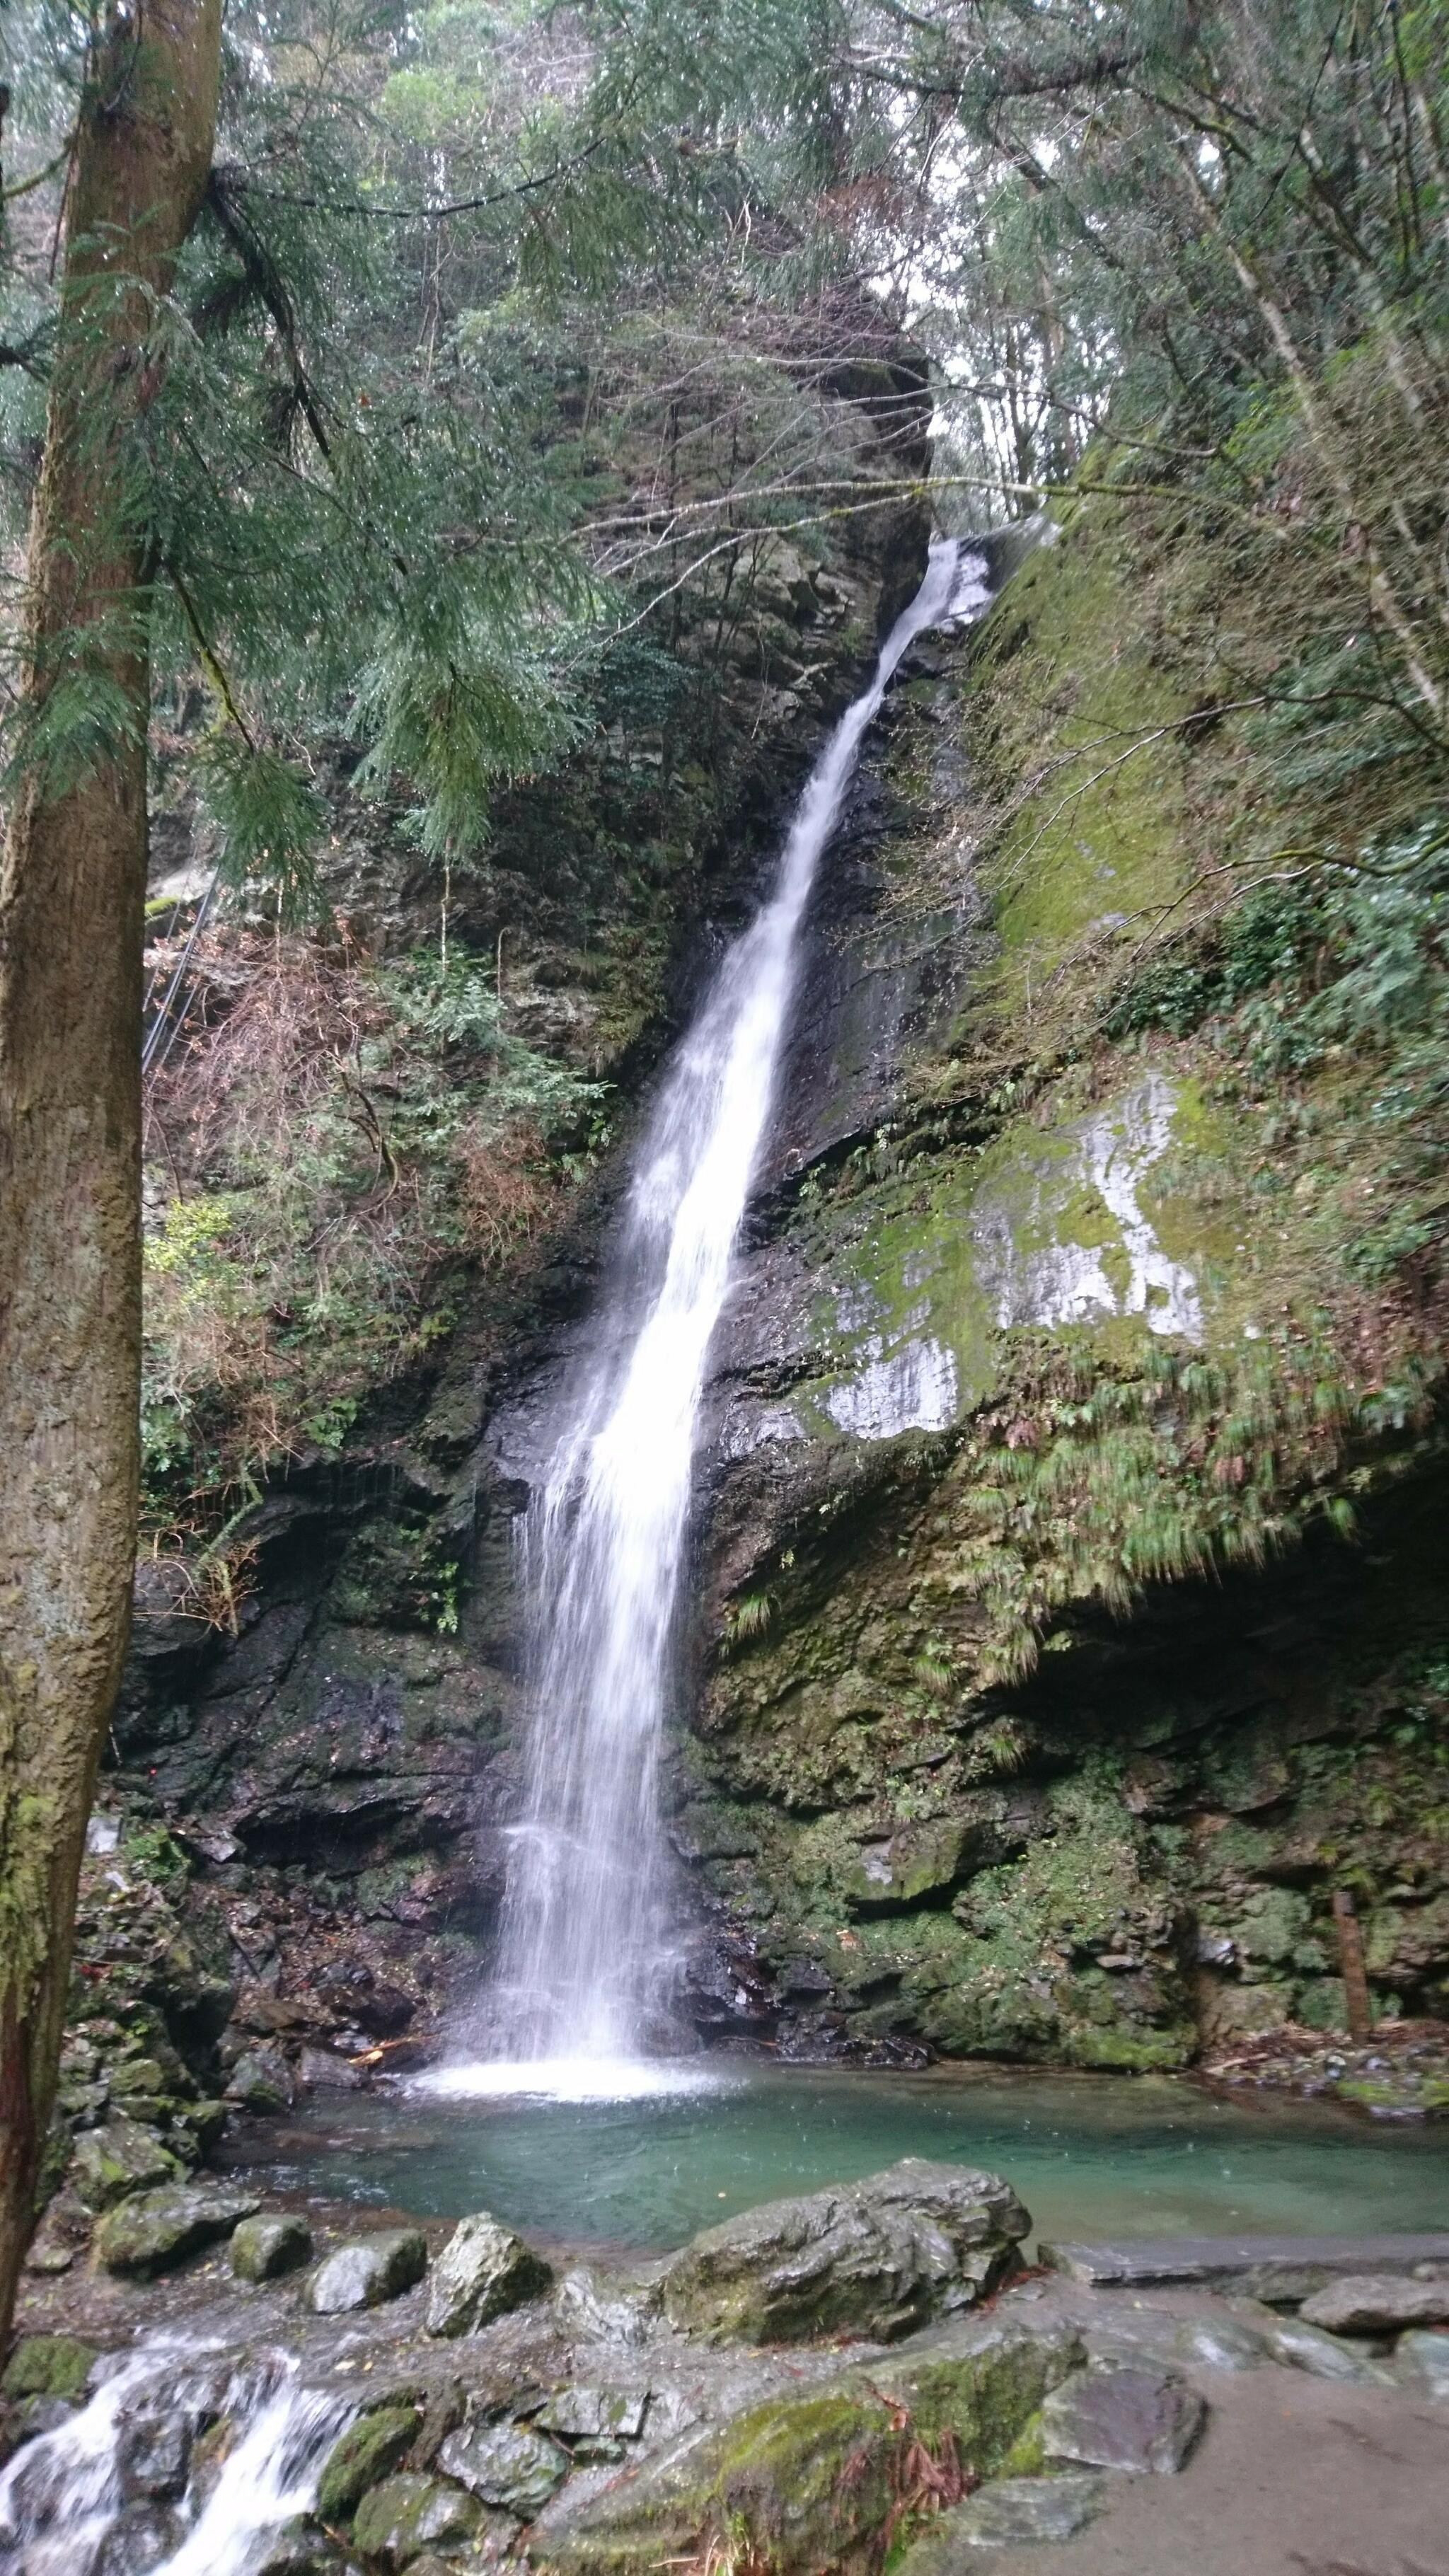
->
896;2473;1106;2563
1040;2364;1206;2475
424;2212;552;2338
92;2499;184;2573
533;2387;650;2444
244;2522;345;2576
351;2473;481;2570
70;2118;179;2211
659;2159;1029;2345
308;2229;428;2314
1300;2275;1449;2335
224;2049;294;2113
437;2421;570;2515
1173;2313;1269;2374
95;2182;260;2277
530;2312;1081;2576
1256;2315;1396;2384
317;2403;422;2520
119;2410;192;2501
1396;2330;1449;2399
231;2212;313;2282
1;2335;97;2401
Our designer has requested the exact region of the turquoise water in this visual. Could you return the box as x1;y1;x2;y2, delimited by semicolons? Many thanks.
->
236;2063;1449;2257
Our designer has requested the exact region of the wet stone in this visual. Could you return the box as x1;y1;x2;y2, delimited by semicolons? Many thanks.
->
308;2229;429;2314
1396;2330;1449;2399
437;2420;570;2514
231;2212;313;2282
316;2403;423;2520
119;2409;192;2500
224;2047;294;2113
1299;2275;1449;2335
93;2500;185;2574
1172;2314;1269;2374
660;2156;1029;2344
1;2335;97;2402
95;2182;261;2277
897;2473;1107;2563
351;2472;482;2570
1041;2364;1206;2474
424;2212;552;2338
244;2519;345;2575
70;2118;178;2212
533;2386;649;2443
1254;2314;1396;2385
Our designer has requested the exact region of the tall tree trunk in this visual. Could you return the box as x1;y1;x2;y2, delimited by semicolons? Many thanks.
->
0;0;221;2339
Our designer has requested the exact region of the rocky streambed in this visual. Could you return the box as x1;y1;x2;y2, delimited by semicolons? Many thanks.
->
4;2159;1448;2575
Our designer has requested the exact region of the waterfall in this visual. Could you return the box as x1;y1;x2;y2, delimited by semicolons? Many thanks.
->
434;539;989;2098
0;2340;350;2576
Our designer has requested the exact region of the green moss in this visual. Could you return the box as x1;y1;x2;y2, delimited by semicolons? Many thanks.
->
317;2403;422;2522
2;2336;96;2402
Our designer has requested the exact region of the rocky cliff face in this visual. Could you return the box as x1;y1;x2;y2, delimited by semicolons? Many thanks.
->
86;487;1448;2127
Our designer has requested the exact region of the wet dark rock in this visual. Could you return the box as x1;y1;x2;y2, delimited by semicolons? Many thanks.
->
1;2335;97;2401
436;2420;570;2514
297;2045;365;2093
351;2471;482;2569
70;2118;179;2212
659;2157;1029;2344
244;2519;347;2576
231;2212;313;2282
93;2500;185;2573
316;2403;422;2519
425;2212;552;2338
1039;2364;1206;2475
1300;2274;1449;2335
119;2409;192;2501
308;2229;429;2314
317;1961;415;2037
224;2047;295;2113
94;2181;261;2277
533;2386;650;2444
897;2472;1107;2562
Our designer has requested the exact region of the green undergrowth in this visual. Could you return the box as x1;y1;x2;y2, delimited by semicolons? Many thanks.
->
142;938;606;1552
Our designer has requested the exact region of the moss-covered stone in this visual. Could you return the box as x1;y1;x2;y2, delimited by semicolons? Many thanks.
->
1;2335;96;2402
351;2473;480;2570
316;2405;422;2522
530;2313;1081;2575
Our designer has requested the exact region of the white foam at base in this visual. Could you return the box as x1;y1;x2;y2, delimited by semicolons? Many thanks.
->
411;2055;738;2103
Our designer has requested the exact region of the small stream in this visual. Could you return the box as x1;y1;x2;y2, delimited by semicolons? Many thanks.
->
0;2340;349;2576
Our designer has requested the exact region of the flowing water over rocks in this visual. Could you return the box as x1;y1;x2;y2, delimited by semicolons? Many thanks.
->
458;541;990;2085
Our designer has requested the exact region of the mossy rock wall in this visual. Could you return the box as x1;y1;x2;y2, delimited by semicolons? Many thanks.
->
675;498;1449;2071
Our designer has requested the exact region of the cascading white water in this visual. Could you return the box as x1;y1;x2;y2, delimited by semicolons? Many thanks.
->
434;539;989;2098
0;2339;350;2576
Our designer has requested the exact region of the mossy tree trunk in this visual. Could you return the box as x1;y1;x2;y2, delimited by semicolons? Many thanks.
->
0;0;221;2337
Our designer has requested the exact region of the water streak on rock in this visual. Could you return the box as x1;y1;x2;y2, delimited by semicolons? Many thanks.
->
468;541;989;2084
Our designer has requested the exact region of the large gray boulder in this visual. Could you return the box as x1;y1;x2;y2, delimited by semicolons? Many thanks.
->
659;2158;1029;2344
424;2212;551;2338
308;2229;428;2314
1300;2275;1449;2335
94;2183;260;2277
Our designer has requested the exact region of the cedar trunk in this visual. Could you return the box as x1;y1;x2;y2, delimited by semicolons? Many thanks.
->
0;0;221;2336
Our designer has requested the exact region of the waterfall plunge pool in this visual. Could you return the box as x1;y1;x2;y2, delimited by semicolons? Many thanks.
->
228;2061;1449;2260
